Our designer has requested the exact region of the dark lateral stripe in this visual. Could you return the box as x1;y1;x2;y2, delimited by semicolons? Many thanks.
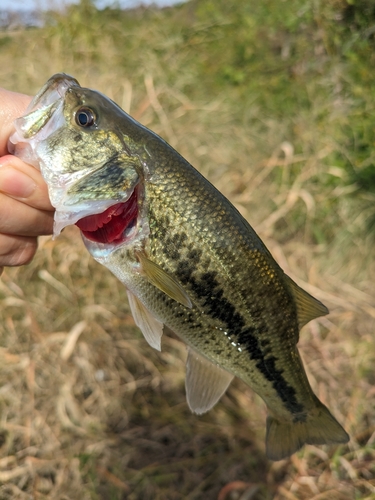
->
173;256;304;416
237;328;304;414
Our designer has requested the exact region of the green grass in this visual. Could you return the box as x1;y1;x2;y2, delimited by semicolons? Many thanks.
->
0;0;374;498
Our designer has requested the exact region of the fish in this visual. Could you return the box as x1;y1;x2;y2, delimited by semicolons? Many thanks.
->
9;74;349;460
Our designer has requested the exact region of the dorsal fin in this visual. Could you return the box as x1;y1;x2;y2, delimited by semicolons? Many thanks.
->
126;290;164;351
136;252;192;309
285;274;329;330
185;347;234;414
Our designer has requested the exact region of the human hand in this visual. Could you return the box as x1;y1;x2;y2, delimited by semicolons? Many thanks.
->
0;88;54;275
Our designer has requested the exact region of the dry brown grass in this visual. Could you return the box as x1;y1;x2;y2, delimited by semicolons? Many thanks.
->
0;4;374;499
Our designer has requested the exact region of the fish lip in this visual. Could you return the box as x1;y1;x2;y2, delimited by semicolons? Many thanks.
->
26;73;79;114
9;74;79;144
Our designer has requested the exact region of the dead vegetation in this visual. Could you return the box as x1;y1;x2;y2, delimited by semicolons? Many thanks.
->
0;1;374;498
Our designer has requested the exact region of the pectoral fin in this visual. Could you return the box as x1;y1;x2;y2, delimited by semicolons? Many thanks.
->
137;252;192;309
126;290;164;351
285;275;329;331
185;348;234;414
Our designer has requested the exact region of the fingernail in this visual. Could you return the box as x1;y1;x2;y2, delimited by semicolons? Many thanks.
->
0;167;36;198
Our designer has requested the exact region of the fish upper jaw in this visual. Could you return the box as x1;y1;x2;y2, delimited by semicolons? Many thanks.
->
9;73;78;147
23;73;79;117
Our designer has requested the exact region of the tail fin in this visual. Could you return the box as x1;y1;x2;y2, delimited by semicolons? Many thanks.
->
266;401;349;461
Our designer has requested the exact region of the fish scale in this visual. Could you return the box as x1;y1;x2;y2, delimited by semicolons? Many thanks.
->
9;73;349;460
143;173;307;417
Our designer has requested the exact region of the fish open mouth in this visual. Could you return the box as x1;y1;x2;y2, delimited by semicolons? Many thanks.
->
75;188;138;244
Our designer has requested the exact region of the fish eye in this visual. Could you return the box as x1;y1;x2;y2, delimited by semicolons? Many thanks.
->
75;107;96;127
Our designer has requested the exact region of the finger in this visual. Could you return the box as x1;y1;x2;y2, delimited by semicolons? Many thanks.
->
0;193;54;237
0;233;38;267
0;89;31;156
0;155;54;212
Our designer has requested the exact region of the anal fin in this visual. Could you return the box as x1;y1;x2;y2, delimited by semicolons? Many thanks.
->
185;347;234;414
127;290;163;351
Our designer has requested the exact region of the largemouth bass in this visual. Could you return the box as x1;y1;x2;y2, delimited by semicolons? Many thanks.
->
9;74;349;460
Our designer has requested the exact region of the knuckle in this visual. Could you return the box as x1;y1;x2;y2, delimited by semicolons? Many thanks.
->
0;198;13;234
13;243;38;266
0;194;53;237
0;236;37;267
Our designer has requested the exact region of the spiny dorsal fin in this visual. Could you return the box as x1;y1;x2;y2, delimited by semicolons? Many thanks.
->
137;252;192;309
126;290;164;351
185;347;234;414
285;274;329;330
